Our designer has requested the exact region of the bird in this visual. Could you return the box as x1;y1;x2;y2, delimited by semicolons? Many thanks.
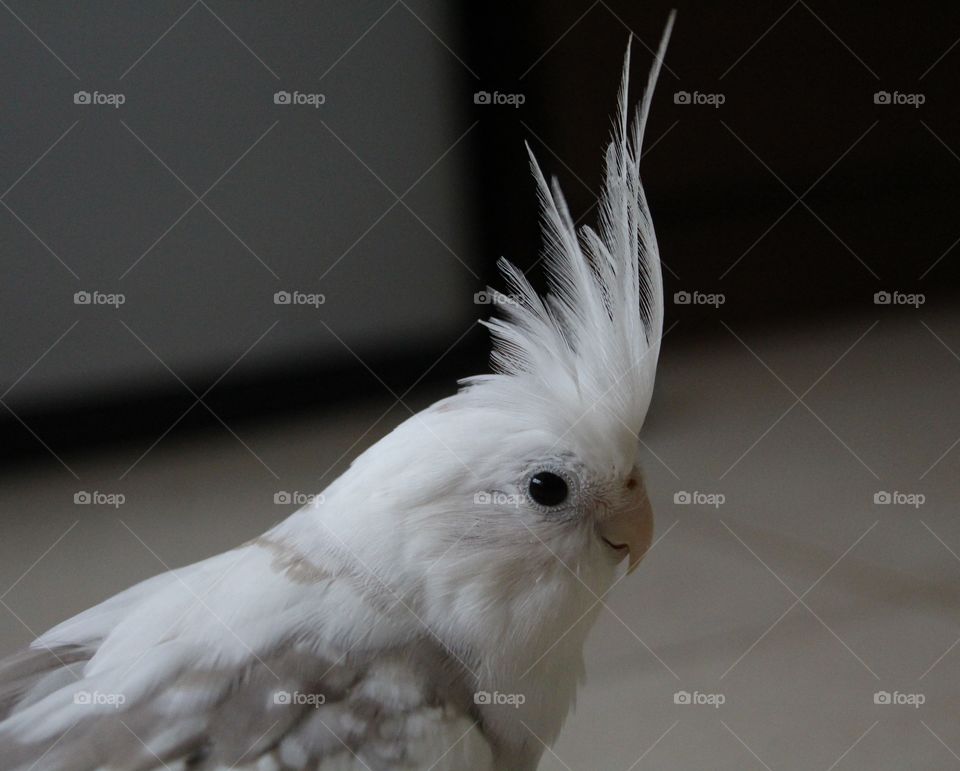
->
0;13;674;771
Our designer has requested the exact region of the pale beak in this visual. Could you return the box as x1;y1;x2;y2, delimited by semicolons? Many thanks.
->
598;486;653;574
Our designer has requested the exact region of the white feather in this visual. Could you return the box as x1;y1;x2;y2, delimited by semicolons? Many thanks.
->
470;12;672;473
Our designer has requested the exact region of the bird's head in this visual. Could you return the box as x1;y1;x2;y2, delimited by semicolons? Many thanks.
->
312;22;672;679
445;21;668;592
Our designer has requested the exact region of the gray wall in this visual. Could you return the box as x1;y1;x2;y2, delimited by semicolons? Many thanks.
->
2;1;477;411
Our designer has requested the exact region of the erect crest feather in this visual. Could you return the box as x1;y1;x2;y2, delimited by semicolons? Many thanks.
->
465;14;674;456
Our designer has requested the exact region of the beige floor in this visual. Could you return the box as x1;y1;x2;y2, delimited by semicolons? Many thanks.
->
2;307;959;770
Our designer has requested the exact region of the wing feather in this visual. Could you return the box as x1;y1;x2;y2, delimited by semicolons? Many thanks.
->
0;541;493;770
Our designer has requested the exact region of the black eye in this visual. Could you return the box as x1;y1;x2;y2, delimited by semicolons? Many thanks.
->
528;471;569;507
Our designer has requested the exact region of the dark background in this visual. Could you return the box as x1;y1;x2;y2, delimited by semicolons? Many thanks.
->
3;1;957;464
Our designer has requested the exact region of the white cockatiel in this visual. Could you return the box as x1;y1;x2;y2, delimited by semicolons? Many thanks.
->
0;15;674;771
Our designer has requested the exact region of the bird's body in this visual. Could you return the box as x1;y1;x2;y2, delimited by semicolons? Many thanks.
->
0;539;500;770
0;15;674;770
0;406;603;770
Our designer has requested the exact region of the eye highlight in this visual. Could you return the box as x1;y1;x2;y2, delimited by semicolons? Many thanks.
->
528;471;569;507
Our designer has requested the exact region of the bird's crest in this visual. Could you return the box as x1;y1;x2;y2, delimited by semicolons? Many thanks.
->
465;14;674;468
